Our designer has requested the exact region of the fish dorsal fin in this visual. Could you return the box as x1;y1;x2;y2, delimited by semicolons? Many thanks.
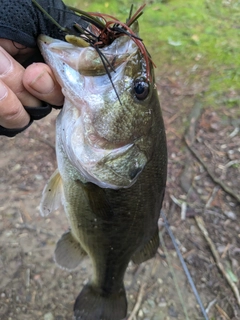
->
40;169;63;217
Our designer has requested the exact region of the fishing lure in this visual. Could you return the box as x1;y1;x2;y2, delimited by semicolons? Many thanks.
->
32;0;155;102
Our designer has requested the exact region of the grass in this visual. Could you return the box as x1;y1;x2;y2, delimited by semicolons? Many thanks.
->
65;0;240;108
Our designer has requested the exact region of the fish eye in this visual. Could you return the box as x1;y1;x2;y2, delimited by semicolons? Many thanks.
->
133;78;149;100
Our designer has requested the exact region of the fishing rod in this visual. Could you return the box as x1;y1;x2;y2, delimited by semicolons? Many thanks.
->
161;210;209;320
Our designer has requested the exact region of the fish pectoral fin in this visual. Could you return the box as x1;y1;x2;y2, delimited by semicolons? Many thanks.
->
54;231;87;271
81;182;113;219
40;169;63;217
132;229;160;264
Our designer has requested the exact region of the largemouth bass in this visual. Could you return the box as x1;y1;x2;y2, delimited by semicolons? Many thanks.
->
38;21;167;320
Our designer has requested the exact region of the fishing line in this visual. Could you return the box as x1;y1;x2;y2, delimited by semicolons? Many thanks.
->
160;210;209;320
159;231;190;319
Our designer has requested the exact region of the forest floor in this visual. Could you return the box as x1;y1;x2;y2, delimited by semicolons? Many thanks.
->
0;60;240;320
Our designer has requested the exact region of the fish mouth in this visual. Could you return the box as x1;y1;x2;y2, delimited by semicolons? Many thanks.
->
38;35;136;77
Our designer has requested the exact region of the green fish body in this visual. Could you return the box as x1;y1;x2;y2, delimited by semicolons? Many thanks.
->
38;26;167;320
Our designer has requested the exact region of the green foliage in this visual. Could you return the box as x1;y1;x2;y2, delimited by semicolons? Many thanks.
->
65;0;240;107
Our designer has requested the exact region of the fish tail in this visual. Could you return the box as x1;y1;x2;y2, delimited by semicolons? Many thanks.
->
74;283;127;320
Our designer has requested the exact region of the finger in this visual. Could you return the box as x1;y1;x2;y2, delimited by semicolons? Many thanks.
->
0;79;30;129
23;63;64;107
0;46;40;107
0;38;33;56
0;38;37;66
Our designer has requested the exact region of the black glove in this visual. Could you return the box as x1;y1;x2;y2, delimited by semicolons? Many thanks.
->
0;0;87;137
0;0;87;48
0;103;52;137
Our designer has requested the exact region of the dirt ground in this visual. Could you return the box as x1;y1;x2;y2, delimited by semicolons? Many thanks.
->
1;67;240;320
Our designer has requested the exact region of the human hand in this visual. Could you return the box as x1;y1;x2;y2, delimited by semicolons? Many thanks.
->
0;39;63;131
0;0;87;136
